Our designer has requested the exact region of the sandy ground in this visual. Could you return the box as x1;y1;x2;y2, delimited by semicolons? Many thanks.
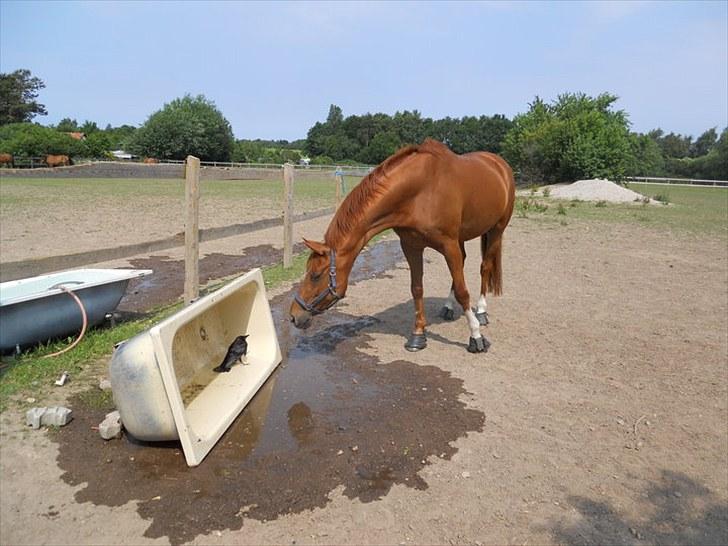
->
1;215;727;545
0;179;334;263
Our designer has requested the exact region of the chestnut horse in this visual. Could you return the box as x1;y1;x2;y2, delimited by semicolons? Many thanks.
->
0;153;13;168
289;139;515;353
46;154;72;167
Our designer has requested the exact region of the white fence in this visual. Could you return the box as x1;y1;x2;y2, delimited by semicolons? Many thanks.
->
625;176;728;188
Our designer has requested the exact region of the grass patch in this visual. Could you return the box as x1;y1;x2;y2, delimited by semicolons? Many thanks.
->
557;203;567;215
0;305;175;412
76;387;115;411
653;192;671;205
516;196;549;217
516;184;727;237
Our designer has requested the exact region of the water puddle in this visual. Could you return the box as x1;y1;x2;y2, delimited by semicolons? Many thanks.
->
54;239;485;544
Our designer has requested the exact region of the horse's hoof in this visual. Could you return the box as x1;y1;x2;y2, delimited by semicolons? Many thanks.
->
405;333;427;352
439;307;455;321
467;336;490;353
472;308;489;326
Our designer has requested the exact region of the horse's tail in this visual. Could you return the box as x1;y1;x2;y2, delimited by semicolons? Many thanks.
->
480;228;504;296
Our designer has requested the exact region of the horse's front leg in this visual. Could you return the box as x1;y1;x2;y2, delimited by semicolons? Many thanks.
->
441;240;490;353
400;241;427;351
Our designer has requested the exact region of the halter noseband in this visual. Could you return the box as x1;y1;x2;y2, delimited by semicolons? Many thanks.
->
294;249;343;315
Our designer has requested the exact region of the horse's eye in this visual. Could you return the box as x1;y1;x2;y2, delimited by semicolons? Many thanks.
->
310;271;322;282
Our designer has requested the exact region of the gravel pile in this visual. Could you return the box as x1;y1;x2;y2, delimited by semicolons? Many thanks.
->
547;179;653;203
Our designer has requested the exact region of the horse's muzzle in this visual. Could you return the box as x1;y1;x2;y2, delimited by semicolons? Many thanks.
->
290;311;312;330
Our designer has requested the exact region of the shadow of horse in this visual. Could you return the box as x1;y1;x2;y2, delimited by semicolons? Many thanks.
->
293;296;471;355
546;470;728;545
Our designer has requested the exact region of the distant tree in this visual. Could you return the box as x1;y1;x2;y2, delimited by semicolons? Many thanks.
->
232;140;265;163
80;120;99;135
689;127;718;158
664;128;728;180
0;123;83;157
626;133;664;176
104;124;136;150
56;118;80;132
0;69;47;125
129;94;233;161
657;132;692;158
502;92;634;182
81;131;112;158
360;131;402;164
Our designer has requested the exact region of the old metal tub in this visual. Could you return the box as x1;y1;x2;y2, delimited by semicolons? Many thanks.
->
0;268;152;353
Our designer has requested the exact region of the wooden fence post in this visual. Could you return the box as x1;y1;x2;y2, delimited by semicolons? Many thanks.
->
184;155;201;305
283;163;295;268
335;167;344;209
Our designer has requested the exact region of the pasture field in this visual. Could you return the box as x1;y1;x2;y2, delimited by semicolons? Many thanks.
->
1;182;726;545
517;183;728;237
0;175;360;262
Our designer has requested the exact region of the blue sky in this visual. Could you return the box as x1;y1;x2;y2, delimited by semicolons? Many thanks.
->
1;0;726;140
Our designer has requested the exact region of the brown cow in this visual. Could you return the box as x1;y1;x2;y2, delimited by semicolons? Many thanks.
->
46;155;72;167
0;153;13;168
143;157;160;164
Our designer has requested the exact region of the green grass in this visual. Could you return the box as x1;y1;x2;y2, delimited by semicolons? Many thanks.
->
517;183;727;237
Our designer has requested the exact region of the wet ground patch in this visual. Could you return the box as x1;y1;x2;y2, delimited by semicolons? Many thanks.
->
119;243;306;313
54;239;485;544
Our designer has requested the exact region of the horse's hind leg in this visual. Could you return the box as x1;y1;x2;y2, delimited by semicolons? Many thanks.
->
441;240;489;353
400;240;427;351
476;227;505;326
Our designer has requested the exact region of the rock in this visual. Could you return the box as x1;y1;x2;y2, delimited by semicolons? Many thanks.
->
99;410;123;440
26;407;47;429
99;420;122;440
461;471;471;478
41;406;73;427
99;378;112;391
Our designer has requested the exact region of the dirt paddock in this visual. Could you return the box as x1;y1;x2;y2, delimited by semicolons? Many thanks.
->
1;213;727;545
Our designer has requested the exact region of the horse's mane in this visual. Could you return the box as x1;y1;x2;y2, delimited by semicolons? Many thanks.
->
324;139;450;247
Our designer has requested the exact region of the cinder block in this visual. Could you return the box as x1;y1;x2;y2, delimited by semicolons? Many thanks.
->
41;406;73;427
99;419;122;440
26;407;48;429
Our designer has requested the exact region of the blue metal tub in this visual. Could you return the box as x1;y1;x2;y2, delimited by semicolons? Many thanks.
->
0;269;152;353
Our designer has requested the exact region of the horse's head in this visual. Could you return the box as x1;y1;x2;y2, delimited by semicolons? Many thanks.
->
289;239;343;329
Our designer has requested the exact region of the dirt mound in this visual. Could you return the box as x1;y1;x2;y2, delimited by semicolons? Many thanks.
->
548;178;654;203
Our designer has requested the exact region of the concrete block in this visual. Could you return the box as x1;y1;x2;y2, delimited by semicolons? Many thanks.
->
26;407;47;429
41;406;73;427
99;419;122;440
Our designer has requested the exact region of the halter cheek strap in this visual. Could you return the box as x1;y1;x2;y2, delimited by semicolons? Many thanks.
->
294;249;343;315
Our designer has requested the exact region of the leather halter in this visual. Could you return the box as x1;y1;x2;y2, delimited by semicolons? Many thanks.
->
294;249;342;315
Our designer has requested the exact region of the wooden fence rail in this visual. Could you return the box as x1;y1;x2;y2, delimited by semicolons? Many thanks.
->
625;176;728;188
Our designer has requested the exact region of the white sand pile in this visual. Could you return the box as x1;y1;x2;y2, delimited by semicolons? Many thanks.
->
547;179;653;203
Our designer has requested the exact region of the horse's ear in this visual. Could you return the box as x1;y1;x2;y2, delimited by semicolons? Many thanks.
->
303;238;329;256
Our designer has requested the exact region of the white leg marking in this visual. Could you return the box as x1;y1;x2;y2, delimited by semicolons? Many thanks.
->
464;308;482;339
476;294;487;314
444;289;456;310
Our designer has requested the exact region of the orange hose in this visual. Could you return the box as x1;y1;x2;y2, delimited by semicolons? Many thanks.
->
43;286;88;358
